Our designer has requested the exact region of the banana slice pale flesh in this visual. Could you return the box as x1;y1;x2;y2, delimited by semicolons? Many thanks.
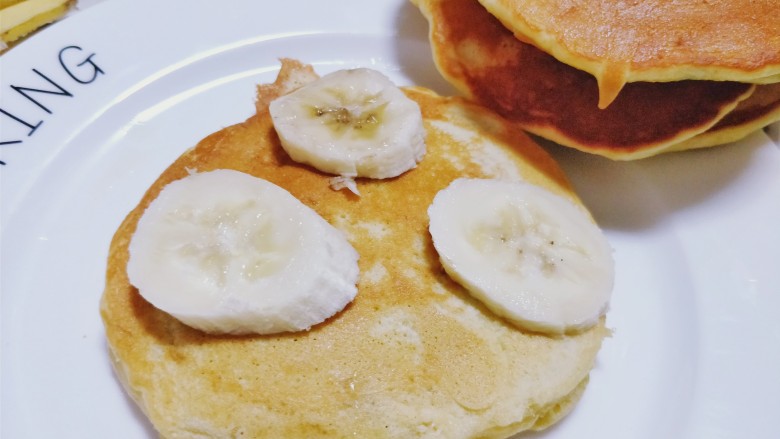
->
428;178;614;334
269;68;426;180
127;169;359;335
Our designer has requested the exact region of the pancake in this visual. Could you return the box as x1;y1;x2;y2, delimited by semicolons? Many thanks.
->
0;0;74;49
476;0;780;108
667;83;780;152
413;0;754;160
100;59;610;438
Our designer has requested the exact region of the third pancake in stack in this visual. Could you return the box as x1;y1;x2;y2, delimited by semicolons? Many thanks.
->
412;0;780;160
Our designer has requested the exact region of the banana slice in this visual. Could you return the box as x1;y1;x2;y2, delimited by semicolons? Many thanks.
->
427;178;614;334
268;68;426;180
127;169;359;335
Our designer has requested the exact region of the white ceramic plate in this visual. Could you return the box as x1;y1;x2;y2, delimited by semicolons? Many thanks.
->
2;0;779;437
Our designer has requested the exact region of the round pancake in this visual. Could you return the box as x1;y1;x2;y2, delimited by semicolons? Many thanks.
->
413;0;754;160
667;83;780;152
100;60;610;438
476;0;780;108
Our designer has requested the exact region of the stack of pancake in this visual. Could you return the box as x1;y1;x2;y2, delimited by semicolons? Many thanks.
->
412;0;780;160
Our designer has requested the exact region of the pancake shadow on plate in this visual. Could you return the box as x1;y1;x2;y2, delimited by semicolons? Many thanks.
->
541;136;761;231
392;0;458;96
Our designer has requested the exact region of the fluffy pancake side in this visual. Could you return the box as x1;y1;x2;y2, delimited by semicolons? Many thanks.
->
101;60;610;438
476;0;780;107
413;0;754;160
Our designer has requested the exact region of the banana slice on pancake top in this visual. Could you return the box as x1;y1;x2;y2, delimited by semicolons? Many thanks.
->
127;169;359;335
428;178;613;334
269;68;426;180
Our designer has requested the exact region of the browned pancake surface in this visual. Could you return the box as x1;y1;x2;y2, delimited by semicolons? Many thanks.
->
101;60;609;438
669;83;780;151
415;0;753;160
477;0;780;106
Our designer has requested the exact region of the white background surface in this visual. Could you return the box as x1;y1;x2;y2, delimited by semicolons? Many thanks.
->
2;0;780;437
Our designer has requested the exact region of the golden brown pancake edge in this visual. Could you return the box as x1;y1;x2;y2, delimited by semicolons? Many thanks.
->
667;83;780;152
